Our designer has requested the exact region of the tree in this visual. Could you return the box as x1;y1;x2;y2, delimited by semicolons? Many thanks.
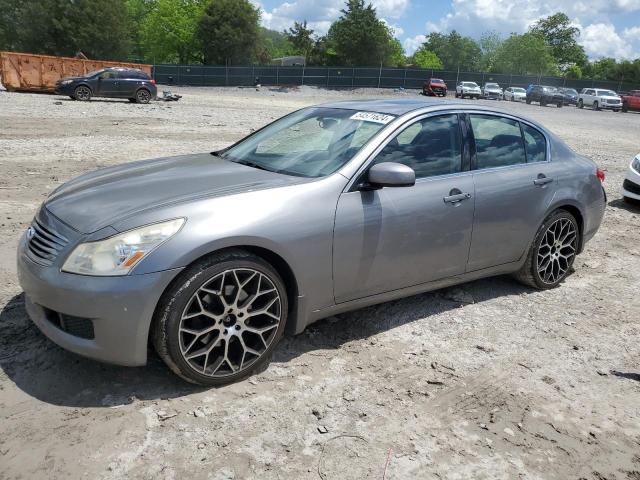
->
387;38;406;67
257;28;294;64
565;64;582;79
1;0;132;60
492;33;558;75
590;57;618;80
422;31;481;71
197;0;260;65
479;31;503;71
530;13;587;69
286;21;315;61
326;0;400;66
410;47;443;69
140;0;206;63
126;0;156;61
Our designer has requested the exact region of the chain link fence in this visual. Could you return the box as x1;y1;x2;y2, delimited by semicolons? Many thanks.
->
152;64;639;93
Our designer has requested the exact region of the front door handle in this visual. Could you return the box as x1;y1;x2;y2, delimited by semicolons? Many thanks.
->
443;191;472;204
533;174;553;186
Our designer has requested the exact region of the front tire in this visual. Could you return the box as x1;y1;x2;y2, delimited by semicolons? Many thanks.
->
74;85;92;101
153;250;288;386
515;210;579;290
593;101;599;110
578;99;584;109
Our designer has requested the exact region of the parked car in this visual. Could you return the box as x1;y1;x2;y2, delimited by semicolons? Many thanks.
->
455;81;481;99
577;88;622;111
557;87;579;106
503;87;527;101
422;78;447;97
55;67;157;103
622;154;640;203
18;99;606;386
526;85;564;107
482;82;503;99
621;90;640;112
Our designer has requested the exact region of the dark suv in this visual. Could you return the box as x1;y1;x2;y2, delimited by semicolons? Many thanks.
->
526;85;563;108
55;67;157;104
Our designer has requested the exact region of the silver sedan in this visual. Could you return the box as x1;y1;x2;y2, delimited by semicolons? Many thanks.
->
17;99;606;385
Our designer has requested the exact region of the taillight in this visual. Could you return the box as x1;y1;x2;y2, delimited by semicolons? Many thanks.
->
150;79;156;85
596;168;605;182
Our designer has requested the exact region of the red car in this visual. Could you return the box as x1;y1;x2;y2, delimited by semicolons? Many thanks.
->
422;78;447;97
621;90;640;112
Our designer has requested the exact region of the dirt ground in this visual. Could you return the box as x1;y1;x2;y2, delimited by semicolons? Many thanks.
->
0;85;639;480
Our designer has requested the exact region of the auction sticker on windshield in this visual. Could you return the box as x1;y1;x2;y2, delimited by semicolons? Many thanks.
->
350;111;395;124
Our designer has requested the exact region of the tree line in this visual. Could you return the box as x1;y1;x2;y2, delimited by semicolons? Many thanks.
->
1;0;639;84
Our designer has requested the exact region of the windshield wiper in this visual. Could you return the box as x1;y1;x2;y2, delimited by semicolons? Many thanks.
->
233;160;275;173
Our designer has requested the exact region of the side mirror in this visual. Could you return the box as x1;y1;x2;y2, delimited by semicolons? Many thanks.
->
364;162;415;189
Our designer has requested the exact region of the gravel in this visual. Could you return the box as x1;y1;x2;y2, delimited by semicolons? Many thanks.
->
1;86;639;479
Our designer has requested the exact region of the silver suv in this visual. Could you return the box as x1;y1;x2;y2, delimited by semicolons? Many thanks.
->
455;81;481;99
578;88;622;111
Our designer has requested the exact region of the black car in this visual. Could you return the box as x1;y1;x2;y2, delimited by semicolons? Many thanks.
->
55;67;157;104
557;87;579;106
526;85;564;108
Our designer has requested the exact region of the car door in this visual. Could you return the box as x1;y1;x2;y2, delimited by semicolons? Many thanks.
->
333;113;475;303
466;113;561;271
583;89;595;106
96;70;119;97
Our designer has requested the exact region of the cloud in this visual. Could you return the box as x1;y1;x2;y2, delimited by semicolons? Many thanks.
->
256;0;410;35
418;0;640;59
580;23;637;59
403;34;426;54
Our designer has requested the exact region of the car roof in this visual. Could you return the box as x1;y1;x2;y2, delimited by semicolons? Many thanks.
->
317;98;545;119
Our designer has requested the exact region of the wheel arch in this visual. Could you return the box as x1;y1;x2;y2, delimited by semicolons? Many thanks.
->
150;244;302;343
544;201;585;253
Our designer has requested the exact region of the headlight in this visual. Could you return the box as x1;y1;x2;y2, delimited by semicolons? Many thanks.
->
61;79;73;85
632;156;640;173
62;218;184;276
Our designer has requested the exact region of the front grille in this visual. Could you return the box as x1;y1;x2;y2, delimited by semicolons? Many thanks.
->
44;308;95;339
606;99;621;104
623;179;640;195
26;217;69;266
432;87;446;94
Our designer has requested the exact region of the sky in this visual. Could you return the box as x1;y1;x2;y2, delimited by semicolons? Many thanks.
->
252;0;640;60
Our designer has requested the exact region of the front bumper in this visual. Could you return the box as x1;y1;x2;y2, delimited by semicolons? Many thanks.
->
17;233;182;366
54;83;75;95
600;102;622;109
484;91;501;99
622;165;640;200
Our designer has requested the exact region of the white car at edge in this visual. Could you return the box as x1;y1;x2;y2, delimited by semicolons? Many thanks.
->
622;154;640;203
503;87;527;102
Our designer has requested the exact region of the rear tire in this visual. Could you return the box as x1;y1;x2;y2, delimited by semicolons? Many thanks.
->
152;250;288;386
136;88;152;104
515;210;580;290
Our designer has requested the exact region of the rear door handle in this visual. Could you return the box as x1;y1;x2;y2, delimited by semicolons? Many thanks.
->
533;175;553;186
443;192;472;204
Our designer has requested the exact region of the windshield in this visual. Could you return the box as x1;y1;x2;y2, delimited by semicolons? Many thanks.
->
596;89;617;96
462;82;478;87
221;107;394;178
86;69;106;77
431;78;444;83
512;88;526;93
486;83;499;88
564;89;578;95
542;86;557;92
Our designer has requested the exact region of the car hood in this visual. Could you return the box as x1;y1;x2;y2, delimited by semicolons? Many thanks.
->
58;76;85;82
45;153;309;233
600;95;621;100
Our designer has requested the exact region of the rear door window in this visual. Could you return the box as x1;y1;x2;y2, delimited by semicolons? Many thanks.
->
469;114;527;169
521;124;547;163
